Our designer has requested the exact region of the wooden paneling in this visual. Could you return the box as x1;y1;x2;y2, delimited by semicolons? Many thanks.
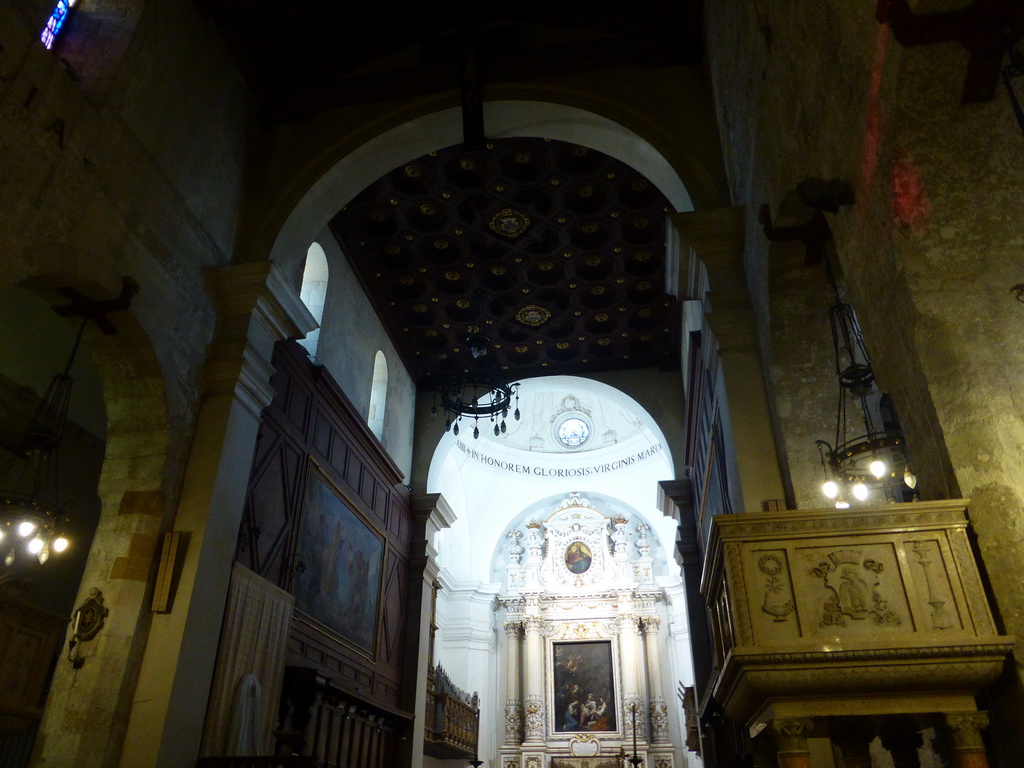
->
238;340;412;714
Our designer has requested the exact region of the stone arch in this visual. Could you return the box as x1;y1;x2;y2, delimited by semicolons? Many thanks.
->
264;97;709;270
8;273;174;765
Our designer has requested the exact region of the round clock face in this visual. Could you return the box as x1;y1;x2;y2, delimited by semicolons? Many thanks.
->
557;417;590;448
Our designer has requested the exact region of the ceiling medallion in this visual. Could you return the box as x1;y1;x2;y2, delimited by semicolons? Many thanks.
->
488;208;531;239
516;305;551;327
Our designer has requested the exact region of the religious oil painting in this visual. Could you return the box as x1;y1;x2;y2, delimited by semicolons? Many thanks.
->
553;641;617;733
295;468;384;654
565;541;593;574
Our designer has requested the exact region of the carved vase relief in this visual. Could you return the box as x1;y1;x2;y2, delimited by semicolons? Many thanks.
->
909;539;959;631
757;552;795;623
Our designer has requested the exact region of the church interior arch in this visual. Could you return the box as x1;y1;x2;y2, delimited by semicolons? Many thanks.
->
427;376;696;768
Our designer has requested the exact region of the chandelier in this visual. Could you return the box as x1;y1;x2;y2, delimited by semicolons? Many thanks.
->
1;278;137;566
814;265;916;508
431;292;520;439
0;318;84;565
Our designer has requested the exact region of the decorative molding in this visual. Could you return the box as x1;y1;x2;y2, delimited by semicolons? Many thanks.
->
724;542;753;645
569;733;601;756
948;529;994;635
505;700;524;743
524;695;546;739
649;698;669;741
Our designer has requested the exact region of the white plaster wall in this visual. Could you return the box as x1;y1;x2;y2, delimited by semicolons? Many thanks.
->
314;230;416;480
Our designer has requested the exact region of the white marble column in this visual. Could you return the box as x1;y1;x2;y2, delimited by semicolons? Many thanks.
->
642;617;669;742
522;614;547;742
504;621;524;744
617;609;645;742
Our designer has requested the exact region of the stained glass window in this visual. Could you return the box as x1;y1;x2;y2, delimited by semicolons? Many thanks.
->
41;0;76;50
557;417;590;448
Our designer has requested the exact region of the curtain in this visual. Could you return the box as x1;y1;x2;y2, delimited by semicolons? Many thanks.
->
200;563;294;756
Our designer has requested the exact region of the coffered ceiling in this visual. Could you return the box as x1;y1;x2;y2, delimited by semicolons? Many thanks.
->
330;137;679;389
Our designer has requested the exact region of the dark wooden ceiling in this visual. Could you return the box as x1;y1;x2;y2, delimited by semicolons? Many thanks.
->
195;0;704;123
196;2;701;387
330;137;679;389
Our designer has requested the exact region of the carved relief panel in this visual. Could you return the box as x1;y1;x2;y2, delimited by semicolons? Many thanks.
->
710;504;998;650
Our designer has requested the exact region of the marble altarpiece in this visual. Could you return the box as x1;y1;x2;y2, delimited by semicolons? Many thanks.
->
498;492;681;768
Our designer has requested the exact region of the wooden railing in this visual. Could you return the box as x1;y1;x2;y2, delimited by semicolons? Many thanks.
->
198;667;411;768
423;690;478;759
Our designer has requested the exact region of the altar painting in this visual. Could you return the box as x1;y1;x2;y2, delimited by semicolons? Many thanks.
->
552;640;617;732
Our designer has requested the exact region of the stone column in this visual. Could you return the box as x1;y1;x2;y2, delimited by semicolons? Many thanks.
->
944;711;991;768
522;614;546;742
617;608;644;742
641;617;669;742
117;262;316;768
504;621;524;744
771;718;813;768
397;494;456;768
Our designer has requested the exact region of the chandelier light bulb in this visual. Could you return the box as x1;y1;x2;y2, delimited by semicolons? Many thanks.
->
869;459;887;479
822;480;839;499
835;497;850;509
27;536;45;554
852;483;869;501
18;520;37;537
904;468;917;489
37;547;49;564
4;548;13;566
53;536;69;553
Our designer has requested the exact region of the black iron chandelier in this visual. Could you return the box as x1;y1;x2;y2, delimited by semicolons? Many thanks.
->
1;278;136;566
431;292;520;439
814;263;916;507
0;318;84;565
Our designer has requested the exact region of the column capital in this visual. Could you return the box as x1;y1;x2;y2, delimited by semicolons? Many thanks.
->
771;718;813;753
504;620;524;638
641;616;661;635
616;613;641;633
207;261;317;417
944;711;990;750
523;615;545;634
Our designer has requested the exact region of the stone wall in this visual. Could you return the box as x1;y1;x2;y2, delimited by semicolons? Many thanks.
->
706;0;1024;758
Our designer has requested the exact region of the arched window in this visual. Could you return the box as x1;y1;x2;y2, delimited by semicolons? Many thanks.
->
41;0;77;49
298;242;328;359
367;351;388;440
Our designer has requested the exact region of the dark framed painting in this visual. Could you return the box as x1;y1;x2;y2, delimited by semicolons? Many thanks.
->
294;467;385;654
552;640;617;733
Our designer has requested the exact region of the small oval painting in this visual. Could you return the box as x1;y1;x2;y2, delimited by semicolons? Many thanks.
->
565;541;593;574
